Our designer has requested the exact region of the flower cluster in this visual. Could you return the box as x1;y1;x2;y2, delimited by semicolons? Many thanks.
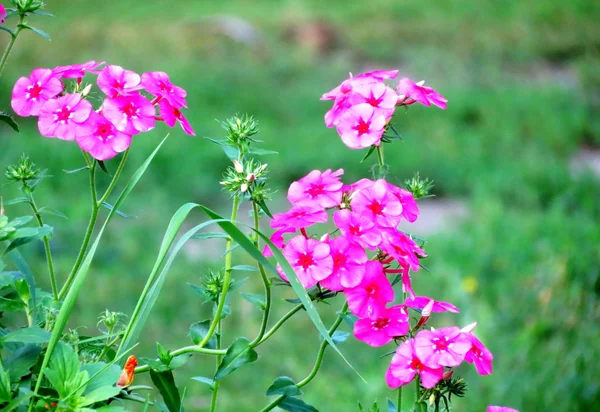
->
321;69;447;149
11;62;195;161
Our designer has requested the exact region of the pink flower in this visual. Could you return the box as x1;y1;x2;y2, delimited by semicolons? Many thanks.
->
53;61;104;80
321;69;399;101
280;235;333;289
262;227;295;258
397;78;447;110
271;204;328;230
343;261;394;318
319;236;367;291
11;68;63;117
0;4;6;24
414;327;472;368
386;183;419;223
354;305;409;347
350;179;403;228
37;94;92;141
97;65;142;98
76;111;132;161
462;325;493;375
333;210;381;250
336;103;387;149
386;339;444;389
487;407;519;412
158;100;195;136
287;169;344;209
142;71;187;108
353;83;397;118
404;296;460;313
102;93;156;135
380;230;425;272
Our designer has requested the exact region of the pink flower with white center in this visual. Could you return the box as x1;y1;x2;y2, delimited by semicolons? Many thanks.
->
386;338;444;389
142;71;187;108
102;93;156;135
280;235;333;289
321;69;399;101
336;103;387;149
397;78;447;110
461;324;493;375
319;236;367;291
270;204;328;231
404;296;460;313
380;230;425;272
0;4;6;24
158;100;195;136
353;83;397;118
343;261;394;318
288;169;344;209
11;68;63;117
414;327;472;368
76;111;132;161
97;65;142;98
262;227;295;258
487;407;519;412
333;210;381;250
53;61;104;80
386;183;420;223
354;305;409;347
350;179;403;228
37;94;92;141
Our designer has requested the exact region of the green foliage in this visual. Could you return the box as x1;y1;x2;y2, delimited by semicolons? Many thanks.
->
265;376;302;397
150;369;182;412
214;338;258;380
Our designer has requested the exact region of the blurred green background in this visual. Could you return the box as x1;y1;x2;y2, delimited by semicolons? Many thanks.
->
1;0;600;410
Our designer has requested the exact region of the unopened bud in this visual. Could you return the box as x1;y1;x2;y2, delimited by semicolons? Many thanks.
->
443;370;454;381
81;83;93;98
320;233;330;242
461;322;478;334
340;202;347;209
233;159;243;173
246;173;256;183
240;183;248;193
415;299;434;329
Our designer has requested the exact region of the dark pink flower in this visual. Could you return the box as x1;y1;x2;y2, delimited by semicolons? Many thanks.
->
158;100;195;136
386;338;444;389
343;261;394;318
271;204;328;231
487;407;519;412
97;65;142;98
333;210;381;250
280;235;333;289
414;327;472;368
461;323;493;376
37;94;92;141
102;93;156;135
142;71;187;108
350;179;403;228
0;4;7;24
353;83;397;118
386;183;420;223
53;61;104;80
287;169;344;209
319;236;367;291
404;296;460;313
354;305;409;347
397;78;447;110
336;103;387;149
11;68;63;117
380;230;425;272
262;227;296;258
321;69;399;101
76;111;131;161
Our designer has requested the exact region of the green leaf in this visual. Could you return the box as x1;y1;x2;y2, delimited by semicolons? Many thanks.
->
229;264;258;272
189;320;216;349
3;344;42;382
3;225;53;255
265;376;302;397
204;137;239;160
0;361;11;403
2;198;28;206
0;327;50;344
80;362;121;395
31;10;55;17
5;216;33;228
228;277;248;292
248;148;278;156
214;338;258;380
277;396;318;412
157;342;172;364
0;26;16;37
81;386;121;406
6;250;36;316
191;376;215;390
101;202;135;219
0;111;19;132
329;331;349;344
190;232;229;240
150;370;182;412
1;394;32;411
18;24;51;40
240;293;266;310
39;206;67;219
168;354;191;370
361;145;377;163
96;160;111;175
339;312;358;327
45;342;87;398
63;166;90;174
387;399;397;412
255;198;274;218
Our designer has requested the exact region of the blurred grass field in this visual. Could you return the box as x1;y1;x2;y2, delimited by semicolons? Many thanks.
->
1;0;599;410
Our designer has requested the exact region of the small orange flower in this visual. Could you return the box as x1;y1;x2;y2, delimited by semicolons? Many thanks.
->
116;355;138;387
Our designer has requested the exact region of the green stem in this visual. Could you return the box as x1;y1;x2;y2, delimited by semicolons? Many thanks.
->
250;201;271;346
28;193;58;300
0;15;25;77
377;145;385;166
98;149;130;205
398;386;403;412
259;302;348;412
256;304;303;345
415;375;420;404
210;322;222;412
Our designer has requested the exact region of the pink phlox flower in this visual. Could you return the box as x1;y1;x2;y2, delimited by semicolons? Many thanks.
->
343;261;394;318
462;326;493;375
333;209;381;250
345;177;375;193
386;182;420;223
158;100;195;136
397;78;447;110
350;179;403;228
380;230;425;271
102;92;156;135
386;338;444;389
37;93;92;141
270;204;328;231
319;236;367;291
487;407;519;412
336;103;387;149
142;71;187;108
97;65;142;98
353;82;397;118
53;61;105;80
262;227;296;258
354;304;409;347
279;235;332;289
287;169;344;209
0;4;7;24
11;68;63;117
76;111;132;161
414;326;472;368
321;69;399;101
324;91;354;128
404;296;460;313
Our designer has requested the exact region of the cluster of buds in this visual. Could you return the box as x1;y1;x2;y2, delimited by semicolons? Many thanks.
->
220;158;270;200
220;113;259;151
404;172;435;200
202;270;232;302
4;154;40;187
10;0;44;16
97;309;127;334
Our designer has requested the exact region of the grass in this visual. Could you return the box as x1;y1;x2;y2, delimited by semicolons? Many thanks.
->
0;0;599;410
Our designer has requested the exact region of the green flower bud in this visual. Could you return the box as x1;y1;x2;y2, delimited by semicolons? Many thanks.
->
5;154;40;186
220;114;259;151
202;270;232;302
404;172;434;199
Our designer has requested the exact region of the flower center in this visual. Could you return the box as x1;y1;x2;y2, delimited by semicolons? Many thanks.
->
27;83;43;100
332;252;347;271
306;183;325;198
112;80;124;91
297;253;315;270
366;94;383;107
122;102;139;117
349;224;362;236
371;317;390;330
365;283;378;296
159;81;172;93
96;123;113;141
55;107;73;123
409;357;423;371
173;107;183;119
367;201;383;215
354;119;370;136
432;337;450;352
471;345;482;358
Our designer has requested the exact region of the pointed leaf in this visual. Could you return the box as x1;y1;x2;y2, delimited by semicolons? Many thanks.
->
3;344;42;382
387;399;397;412
265;376;302;397
0;112;19;132
0;327;50;344
63;166;90;174
39;206;67;219
204;137;239;160
214;338;258;380
81;386;121;406
361;145;377;163
277;396;318;412
189;320;217;349
97;160;111;175
190;232;229;240
2;197;28;206
0;26;16;37
191;376;215;390
149;370;181;412
18;24;51;41
101;202;135;219
0;362;11;403
240;293;266;310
